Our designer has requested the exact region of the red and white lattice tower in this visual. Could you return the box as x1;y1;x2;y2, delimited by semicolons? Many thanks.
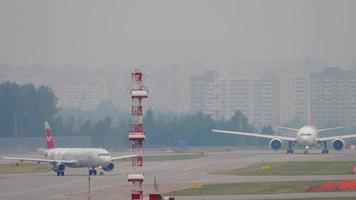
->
128;69;148;200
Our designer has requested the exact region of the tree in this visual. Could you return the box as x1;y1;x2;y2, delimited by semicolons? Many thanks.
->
63;115;75;135
93;116;112;135
261;126;274;135
223;111;256;146
259;125;274;147
0;82;59;137
143;108;155;145
78;120;93;136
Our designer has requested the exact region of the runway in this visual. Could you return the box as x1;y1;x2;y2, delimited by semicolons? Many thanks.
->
1;149;356;200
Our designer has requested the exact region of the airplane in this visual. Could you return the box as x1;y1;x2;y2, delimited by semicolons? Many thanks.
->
1;121;135;176
212;110;356;154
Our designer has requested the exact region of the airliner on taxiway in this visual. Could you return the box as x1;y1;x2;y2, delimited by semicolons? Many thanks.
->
213;110;356;154
2;121;135;176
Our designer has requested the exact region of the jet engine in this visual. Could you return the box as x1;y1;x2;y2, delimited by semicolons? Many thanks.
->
269;138;283;150
332;138;345;151
103;162;114;171
53;163;65;173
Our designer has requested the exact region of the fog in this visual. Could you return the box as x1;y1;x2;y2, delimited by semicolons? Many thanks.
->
1;0;356;126
0;0;355;66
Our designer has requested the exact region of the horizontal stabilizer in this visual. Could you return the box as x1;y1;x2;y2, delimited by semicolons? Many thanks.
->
277;127;299;132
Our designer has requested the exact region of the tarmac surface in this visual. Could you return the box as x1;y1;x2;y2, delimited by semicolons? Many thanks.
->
1;149;356;200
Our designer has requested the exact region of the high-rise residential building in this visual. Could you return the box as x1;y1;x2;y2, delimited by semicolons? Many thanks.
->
277;72;310;126
226;79;251;120
190;68;356;129
190;71;223;120
224;71;278;128
190;70;278;127
310;67;356;128
251;76;278;127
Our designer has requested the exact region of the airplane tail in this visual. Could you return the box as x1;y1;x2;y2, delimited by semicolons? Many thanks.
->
307;89;311;125
45;121;56;149
307;105;311;125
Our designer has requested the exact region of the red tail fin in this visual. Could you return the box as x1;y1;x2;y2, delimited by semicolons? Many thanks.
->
45;121;56;149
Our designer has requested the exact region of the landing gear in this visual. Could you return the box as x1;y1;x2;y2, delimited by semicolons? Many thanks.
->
321;142;329;154
57;171;64;176
321;149;329;154
286;141;294;154
304;146;309;154
99;166;104;176
89;168;97;176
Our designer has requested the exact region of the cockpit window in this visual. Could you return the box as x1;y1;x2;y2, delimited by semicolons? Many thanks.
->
300;133;312;136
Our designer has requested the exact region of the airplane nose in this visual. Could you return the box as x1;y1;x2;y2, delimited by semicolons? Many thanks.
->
300;136;309;144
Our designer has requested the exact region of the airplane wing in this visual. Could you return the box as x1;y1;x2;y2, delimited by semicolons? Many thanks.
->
1;157;76;164
317;134;356;142
111;155;137;161
316;127;343;133
212;129;296;142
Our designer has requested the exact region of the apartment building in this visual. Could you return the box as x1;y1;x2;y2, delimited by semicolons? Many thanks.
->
190;68;356;129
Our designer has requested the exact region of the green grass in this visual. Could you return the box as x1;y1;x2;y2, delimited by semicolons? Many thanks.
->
212;161;356;176
143;152;206;161
164;180;330;196
0;163;51;174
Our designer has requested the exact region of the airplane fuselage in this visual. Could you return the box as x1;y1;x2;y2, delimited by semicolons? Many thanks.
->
296;125;318;147
43;148;112;168
212;123;356;154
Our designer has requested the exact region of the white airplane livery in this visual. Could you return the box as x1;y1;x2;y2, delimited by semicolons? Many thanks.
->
2;121;135;176
212;114;356;154
213;125;356;154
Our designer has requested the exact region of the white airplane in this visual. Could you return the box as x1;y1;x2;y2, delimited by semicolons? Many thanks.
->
212;114;356;154
2;121;135;176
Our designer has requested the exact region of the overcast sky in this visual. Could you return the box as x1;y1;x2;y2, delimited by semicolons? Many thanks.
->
1;0;355;67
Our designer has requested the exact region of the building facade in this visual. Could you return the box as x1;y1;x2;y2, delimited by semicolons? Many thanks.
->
190;71;222;120
190;68;356;129
310;68;356;129
190;70;278;127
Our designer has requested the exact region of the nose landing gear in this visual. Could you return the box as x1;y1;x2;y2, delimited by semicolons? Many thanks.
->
57;171;64;176
99;166;104;176
304;146;309;154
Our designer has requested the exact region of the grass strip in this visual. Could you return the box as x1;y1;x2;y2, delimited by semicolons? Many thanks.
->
213;161;356;176
0;163;51;174
163;180;338;196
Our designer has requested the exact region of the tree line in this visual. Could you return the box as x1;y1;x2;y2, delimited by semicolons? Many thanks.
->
51;108;274;147
0;82;58;137
0;82;275;146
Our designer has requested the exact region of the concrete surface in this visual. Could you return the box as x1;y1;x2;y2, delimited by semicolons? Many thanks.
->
1;149;356;200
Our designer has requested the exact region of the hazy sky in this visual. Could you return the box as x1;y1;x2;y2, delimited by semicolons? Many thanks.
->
1;0;355;67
